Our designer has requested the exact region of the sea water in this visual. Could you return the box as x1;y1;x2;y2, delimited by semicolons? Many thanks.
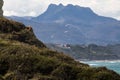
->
81;60;120;74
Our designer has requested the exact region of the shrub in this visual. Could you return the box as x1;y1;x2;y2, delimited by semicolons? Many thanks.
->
0;58;9;75
51;63;80;80
92;71;119;80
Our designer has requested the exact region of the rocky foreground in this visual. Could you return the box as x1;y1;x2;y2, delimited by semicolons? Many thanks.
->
0;17;120;80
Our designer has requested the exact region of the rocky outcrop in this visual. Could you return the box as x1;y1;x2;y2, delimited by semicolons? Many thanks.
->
0;0;3;17
0;17;46;48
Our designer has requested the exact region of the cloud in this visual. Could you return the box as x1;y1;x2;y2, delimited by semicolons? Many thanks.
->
85;0;120;20
3;0;46;16
3;0;120;20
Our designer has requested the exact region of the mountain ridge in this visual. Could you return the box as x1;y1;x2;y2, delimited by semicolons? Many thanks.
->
33;4;118;23
7;3;120;45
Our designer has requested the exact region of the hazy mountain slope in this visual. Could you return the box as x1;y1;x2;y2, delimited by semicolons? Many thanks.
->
8;4;120;45
47;43;120;60
33;4;117;23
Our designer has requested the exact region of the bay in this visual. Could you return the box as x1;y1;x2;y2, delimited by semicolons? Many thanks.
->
81;60;120;74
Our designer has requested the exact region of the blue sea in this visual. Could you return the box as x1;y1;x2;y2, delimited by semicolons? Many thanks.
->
81;60;120;74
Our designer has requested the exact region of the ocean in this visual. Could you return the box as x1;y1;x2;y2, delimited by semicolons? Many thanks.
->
81;60;120;74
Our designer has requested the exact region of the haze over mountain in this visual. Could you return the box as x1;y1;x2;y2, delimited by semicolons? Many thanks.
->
8;4;120;45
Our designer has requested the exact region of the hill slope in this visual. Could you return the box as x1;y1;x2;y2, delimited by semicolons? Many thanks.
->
0;18;120;80
8;4;120;45
0;17;45;48
47;43;120;60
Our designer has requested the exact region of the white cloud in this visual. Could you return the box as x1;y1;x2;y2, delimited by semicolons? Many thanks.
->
3;0;45;16
3;0;120;20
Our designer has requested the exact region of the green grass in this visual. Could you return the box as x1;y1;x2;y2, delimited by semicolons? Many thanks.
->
0;39;119;80
0;17;46;48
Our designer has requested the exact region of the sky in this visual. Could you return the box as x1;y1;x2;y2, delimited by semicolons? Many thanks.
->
3;0;120;20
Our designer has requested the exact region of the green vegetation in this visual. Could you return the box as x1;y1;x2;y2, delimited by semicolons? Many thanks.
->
0;17;46;48
47;44;120;60
0;17;120;80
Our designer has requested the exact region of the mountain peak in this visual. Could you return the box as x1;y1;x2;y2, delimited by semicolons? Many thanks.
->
48;3;64;9
59;3;64;7
66;4;74;7
35;3;98;22
49;3;57;7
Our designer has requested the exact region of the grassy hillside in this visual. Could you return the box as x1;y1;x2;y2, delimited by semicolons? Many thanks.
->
0;17;120;80
0;18;45;48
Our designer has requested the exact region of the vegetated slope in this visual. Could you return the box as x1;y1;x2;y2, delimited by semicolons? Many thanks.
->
8;4;120;45
0;17;120;80
47;44;120;60
0;18;45;48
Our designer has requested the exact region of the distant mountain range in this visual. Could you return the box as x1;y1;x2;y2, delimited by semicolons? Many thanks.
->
7;4;120;45
47;43;120;60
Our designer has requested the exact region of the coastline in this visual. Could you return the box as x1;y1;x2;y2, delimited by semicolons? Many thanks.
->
79;60;120;74
77;59;120;62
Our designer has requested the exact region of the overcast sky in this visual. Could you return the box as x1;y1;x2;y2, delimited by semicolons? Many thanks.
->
3;0;120;20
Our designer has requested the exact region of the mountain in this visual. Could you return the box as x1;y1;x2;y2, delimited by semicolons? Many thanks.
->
47;43;120;60
7;4;120;45
33;4;116;23
1;17;120;80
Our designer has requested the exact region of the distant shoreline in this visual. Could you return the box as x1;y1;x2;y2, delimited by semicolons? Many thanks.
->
79;59;120;74
77;59;120;62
